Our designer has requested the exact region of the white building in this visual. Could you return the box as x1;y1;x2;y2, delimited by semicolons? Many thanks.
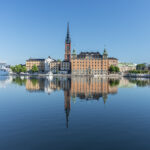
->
44;56;55;73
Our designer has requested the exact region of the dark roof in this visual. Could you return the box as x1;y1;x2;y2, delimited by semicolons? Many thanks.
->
26;58;45;61
62;60;70;62
77;52;102;59
108;57;118;60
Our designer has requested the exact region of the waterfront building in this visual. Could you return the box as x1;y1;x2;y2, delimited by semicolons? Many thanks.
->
108;57;118;67
26;58;45;72
71;49;118;75
50;61;61;74
60;61;71;74
118;62;136;73
45;56;55;73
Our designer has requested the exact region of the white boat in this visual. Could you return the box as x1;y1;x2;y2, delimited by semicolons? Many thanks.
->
0;63;10;76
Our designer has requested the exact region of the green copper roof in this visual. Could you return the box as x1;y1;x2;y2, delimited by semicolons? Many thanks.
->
103;48;108;55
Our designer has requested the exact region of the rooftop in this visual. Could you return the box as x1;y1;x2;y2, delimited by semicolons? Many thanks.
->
108;57;118;60
26;58;45;61
77;52;103;59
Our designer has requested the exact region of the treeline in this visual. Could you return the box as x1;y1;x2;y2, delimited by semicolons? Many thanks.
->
10;65;27;74
128;70;149;74
11;64;39;74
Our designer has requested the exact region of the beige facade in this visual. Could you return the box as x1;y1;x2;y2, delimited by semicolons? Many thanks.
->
108;58;118;67
50;61;61;73
71;50;118;75
26;59;45;72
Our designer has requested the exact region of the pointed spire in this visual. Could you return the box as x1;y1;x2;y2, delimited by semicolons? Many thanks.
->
66;22;71;44
67;22;69;35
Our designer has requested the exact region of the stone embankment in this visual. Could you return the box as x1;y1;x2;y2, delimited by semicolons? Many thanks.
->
9;72;150;78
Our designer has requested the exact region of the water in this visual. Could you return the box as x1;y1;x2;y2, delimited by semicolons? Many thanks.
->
0;76;150;150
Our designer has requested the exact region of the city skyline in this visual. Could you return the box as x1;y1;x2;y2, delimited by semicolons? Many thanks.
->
0;0;150;65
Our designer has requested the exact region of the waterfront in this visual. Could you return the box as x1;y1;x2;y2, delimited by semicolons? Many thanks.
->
0;76;150;150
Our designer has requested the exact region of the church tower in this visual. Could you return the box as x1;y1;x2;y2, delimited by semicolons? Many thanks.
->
65;23;71;62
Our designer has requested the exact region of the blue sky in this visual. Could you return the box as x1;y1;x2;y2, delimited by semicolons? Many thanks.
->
0;0;150;65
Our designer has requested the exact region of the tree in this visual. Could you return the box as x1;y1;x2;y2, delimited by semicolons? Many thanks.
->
109;65;115;73
114;66;120;72
10;65;27;74
136;64;146;70
109;65;120;73
31;65;39;73
22;66;27;73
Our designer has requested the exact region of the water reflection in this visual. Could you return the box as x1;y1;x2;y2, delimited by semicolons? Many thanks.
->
1;76;150;128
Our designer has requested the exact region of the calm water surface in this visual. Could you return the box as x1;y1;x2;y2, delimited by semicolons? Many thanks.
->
0;76;150;150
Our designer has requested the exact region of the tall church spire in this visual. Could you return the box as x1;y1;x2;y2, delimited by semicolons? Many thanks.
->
65;23;71;44
65;23;71;62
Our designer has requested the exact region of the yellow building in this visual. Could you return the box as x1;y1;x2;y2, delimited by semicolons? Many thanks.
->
26;58;45;72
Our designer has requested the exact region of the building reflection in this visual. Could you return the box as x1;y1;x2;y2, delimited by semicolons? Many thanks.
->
24;77;119;128
26;78;45;92
25;77;118;101
71;77;118;102
5;76;150;128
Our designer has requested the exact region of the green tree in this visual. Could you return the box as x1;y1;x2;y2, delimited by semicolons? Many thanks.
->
109;65;120;73
22;66;27;73
10;65;27;74
57;59;61;62
109;65;115;73
114;66;120;72
31;65;39;73
136;64;146;70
